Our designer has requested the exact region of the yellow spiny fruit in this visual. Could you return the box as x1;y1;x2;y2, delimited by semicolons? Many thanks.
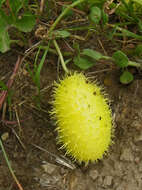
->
51;73;113;163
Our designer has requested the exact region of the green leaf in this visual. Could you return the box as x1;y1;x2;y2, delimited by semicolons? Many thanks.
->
73;42;80;54
9;0;23;15
101;9;108;25
0;29;10;53
74;56;96;70
117;27;142;40
0;0;6;8
138;19;142;33
0;10;9;29
135;44;142;56
88;0;106;8
0;11;11;53
34;48;48;90
0;80;8;90
65;58;72;65
133;0;142;5
62;6;73;17
14;12;36;32
120;71;134;84
112;50;129;68
7;90;13;106
89;6;101;24
82;49;103;60
53;30;71;39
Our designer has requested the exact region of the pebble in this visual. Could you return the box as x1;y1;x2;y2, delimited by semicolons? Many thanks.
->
120;148;134;162
134;157;140;164
89;169;99;181
1;132;9;141
41;162;58;174
39;174;52;187
39;173;61;187
103;175;113;186
60;167;67;175
134;132;142;142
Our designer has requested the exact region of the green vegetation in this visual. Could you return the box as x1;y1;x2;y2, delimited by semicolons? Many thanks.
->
1;0;142;84
0;0;36;52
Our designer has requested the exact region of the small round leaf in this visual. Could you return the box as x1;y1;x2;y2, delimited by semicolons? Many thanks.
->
74;56;96;70
82;49;103;61
113;50;129;68
120;71;134;84
89;6;101;24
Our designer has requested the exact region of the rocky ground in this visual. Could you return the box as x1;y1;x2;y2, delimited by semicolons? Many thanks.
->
0;47;142;190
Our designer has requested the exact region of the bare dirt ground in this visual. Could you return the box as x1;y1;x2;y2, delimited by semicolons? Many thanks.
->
0;37;142;190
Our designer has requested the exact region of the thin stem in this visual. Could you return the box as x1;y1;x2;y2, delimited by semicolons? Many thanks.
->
108;24;142;40
102;55;112;60
0;139;24;190
53;40;69;73
40;46;73;56
48;0;86;35
66;25;96;31
128;61;142;68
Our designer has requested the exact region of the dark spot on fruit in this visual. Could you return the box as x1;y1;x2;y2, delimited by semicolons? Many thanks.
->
93;91;96;95
99;116;102;120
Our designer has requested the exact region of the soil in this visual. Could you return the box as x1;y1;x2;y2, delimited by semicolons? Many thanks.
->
0;36;142;190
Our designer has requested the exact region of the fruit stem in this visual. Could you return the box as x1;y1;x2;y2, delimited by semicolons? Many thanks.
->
53;39;69;73
128;61;142;68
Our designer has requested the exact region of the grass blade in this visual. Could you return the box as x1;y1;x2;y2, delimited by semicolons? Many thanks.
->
0;138;24;190
34;43;50;91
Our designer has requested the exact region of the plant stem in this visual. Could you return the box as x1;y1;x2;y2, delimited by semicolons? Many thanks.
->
0;138;24;190
102;55;112;60
53;40;69;73
48;0;86;35
40;46;73;56
66;25;96;31
128;61;142;68
108;24;142;40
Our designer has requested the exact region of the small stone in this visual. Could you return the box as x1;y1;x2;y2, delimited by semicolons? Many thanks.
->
39;172;62;187
60;167;67;175
39;174;54;187
89;169;99;181
120;148;134;161
103;176;113;186
1;132;9;141
134;133;142;142
134;157;140;164
41;162;58;174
